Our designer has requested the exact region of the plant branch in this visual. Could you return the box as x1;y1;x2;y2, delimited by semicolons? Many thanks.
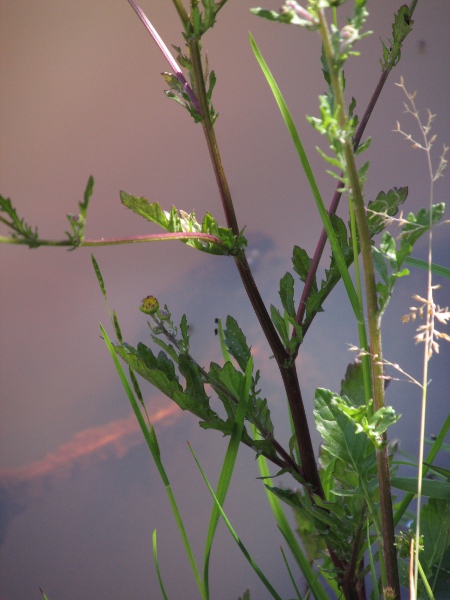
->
0;231;226;248
127;0;201;115
296;0;417;332
317;7;399;597
187;28;326;505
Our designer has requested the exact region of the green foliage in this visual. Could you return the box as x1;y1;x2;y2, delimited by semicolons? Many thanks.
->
0;176;93;249
163;46;218;123
120;191;245;255
250;6;319;30
0;195;40;247
366;187;409;235
65;176;94;248
398;499;450;595
373;203;445;316
188;0;229;36
4;1;450;598
380;5;414;69
270;273;303;356
292;186;408;332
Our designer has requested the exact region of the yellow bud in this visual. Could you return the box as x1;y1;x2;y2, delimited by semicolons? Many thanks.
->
139;295;159;315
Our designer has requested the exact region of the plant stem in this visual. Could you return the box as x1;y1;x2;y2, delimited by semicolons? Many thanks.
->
0;231;225;248
185;31;367;594
317;8;400;597
296;0;418;332
187;35;326;489
127;0;201;115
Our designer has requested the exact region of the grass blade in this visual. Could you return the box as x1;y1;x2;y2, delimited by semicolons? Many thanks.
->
249;33;361;323
188;441;284;600
405;256;450;279
203;357;253;597
253;426;329;600
280;545;304;600
101;325;207;600
153;530;170;600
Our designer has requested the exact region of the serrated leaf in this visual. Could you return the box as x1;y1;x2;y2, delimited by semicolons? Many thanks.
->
270;304;288;345
340;361;366;407
279;272;296;319
120;191;241;255
91;254;106;299
398;203;445;264
250;8;296;25
114;343;182;399
367;187;408;236
314;388;370;467
390;6;413;64
0;194;40;247
209;361;241;420
179;354;209;404
292;246;317;292
121;192;170;228
66;176;94;248
180;314;190;353
223;316;251;372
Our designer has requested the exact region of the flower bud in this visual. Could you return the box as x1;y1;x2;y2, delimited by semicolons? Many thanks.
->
139;295;159;315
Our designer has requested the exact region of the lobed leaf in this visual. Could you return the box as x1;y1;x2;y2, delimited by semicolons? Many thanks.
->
223;316;251;372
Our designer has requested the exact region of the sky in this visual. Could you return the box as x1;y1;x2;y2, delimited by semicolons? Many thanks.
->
1;1;450;599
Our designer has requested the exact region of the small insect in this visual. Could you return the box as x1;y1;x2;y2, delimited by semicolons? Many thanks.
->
417;39;427;54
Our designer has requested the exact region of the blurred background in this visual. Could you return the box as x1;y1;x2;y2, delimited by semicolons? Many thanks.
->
1;1;449;598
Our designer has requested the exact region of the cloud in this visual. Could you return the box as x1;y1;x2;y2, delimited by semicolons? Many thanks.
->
0;403;180;543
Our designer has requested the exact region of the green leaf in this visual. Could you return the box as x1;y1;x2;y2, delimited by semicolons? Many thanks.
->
397;203;446;266
113;342;221;426
391;477;450;499
65;176;94;248
314;388;371;469
270;304;288;345
180;314;190;353
223;316;251;372
404;257;450;279
423;463;450;481
279;272;296;319
0;194;40;247
121;192;169;227
381;5;413;69
251;5;319;29
367;187;408;236
420;499;450;576
179;354;209;404
340;360;366;407
120;192;242;255
91;254;106;299
433;545;450;599
292;246;318;295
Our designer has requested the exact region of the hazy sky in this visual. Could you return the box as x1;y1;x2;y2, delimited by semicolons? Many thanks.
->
1;1;450;599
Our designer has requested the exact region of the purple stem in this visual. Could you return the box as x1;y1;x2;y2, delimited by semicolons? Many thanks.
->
127;0;202;116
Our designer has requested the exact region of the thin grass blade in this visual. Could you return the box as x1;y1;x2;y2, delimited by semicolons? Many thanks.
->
252;427;329;600
101;325;206;600
189;442;284;600
249;33;361;322
203;357;253;596
153;530;170;600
